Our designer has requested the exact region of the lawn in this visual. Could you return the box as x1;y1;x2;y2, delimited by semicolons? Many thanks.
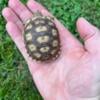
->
0;0;100;100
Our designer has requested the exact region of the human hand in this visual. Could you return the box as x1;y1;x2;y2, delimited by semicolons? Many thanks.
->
2;0;100;100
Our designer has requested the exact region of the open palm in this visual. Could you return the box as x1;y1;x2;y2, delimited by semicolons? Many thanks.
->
2;0;100;100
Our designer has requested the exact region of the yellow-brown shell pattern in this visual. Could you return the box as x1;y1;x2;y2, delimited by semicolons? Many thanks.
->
24;14;60;61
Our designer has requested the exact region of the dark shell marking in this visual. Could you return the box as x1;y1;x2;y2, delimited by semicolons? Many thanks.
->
24;14;60;61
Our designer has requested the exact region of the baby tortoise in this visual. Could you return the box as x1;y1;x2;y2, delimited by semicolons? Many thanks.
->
24;12;60;61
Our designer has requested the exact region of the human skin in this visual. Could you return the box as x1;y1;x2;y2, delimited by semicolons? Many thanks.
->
2;0;100;100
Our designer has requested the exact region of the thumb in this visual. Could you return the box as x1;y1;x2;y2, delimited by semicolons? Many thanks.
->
77;17;100;53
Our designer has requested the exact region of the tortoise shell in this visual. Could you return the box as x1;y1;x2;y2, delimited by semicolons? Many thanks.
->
24;13;60;61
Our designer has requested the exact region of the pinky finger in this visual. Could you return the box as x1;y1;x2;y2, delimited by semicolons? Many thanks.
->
6;22;29;61
6;22;40;73
2;7;24;32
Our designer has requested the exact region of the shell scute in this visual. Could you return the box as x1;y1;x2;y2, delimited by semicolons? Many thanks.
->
24;14;60;61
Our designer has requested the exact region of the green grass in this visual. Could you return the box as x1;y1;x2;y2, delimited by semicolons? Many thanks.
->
0;0;100;100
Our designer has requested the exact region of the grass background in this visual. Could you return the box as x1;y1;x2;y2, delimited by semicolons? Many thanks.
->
0;0;100;100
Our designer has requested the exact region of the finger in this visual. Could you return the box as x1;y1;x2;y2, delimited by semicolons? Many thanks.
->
77;17;100;53
2;7;23;31
9;0;33;22
6;22;40;73
6;21;27;58
27;0;84;54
